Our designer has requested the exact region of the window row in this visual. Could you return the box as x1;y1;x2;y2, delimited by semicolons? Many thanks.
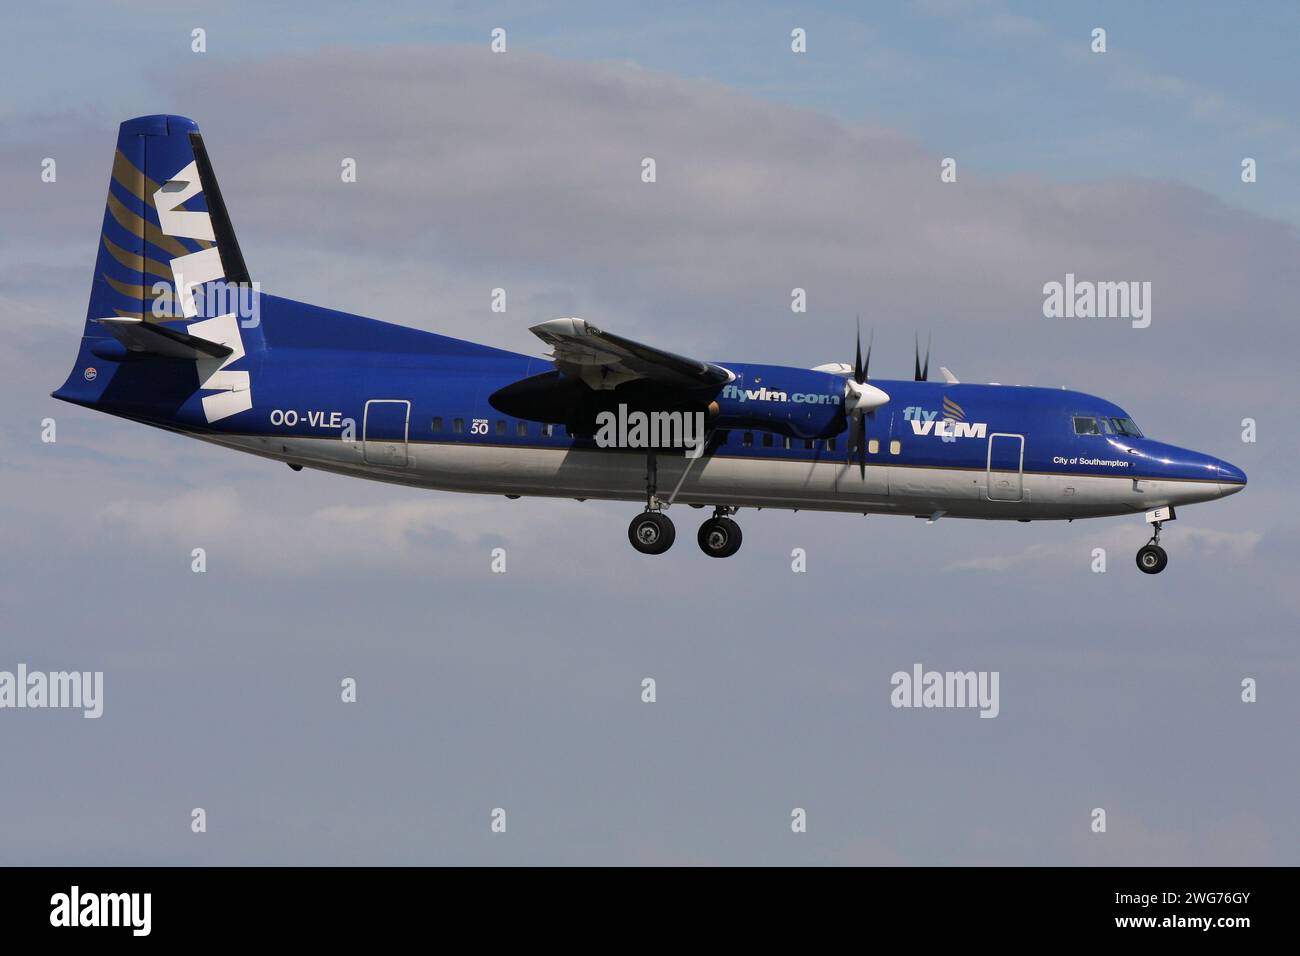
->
732;431;902;455
426;418;904;455
431;417;557;437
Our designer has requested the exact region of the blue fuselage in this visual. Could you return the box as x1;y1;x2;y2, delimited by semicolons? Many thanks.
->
54;294;1246;519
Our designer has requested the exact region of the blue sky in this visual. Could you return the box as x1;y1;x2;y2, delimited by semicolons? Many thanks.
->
5;1;1298;225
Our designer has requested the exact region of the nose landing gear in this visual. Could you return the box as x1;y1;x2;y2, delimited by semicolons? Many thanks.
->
1136;540;1167;574
1136;508;1173;574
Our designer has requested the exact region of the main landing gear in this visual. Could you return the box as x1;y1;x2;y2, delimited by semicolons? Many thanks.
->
697;507;743;558
628;452;676;555
627;507;745;557
1135;508;1174;575
627;454;743;557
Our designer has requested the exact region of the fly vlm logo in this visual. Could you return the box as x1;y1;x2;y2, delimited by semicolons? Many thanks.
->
902;399;987;440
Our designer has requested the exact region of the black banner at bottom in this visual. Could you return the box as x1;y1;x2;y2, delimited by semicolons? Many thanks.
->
0;866;1284;941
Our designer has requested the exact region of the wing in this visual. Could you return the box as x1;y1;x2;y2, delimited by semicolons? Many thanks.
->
530;318;733;391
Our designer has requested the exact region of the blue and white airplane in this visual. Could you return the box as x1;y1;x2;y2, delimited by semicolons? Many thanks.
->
54;116;1246;573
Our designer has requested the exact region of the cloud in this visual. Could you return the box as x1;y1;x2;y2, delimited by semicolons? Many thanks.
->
94;484;584;574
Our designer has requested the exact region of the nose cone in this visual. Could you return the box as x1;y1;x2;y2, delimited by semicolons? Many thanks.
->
1217;459;1247;497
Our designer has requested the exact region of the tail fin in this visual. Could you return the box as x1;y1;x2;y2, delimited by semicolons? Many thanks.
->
54;115;258;424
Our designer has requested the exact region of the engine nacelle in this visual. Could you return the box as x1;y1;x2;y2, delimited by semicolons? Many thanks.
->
710;364;847;439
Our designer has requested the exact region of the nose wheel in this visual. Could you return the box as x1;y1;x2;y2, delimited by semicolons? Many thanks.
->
1135;519;1169;575
1136;543;1167;574
698;508;742;558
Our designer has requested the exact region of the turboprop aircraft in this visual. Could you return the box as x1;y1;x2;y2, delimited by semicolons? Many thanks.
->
53;116;1247;573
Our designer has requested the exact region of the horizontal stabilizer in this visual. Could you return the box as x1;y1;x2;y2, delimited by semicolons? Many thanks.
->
94;316;233;359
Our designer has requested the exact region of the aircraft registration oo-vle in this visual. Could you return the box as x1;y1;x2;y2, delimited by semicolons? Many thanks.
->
54;115;1247;573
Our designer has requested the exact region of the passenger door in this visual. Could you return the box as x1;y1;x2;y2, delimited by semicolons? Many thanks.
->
986;433;1024;501
363;399;411;467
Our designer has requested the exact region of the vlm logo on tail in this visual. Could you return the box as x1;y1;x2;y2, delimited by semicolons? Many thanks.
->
903;400;987;439
152;160;252;423
71;115;256;426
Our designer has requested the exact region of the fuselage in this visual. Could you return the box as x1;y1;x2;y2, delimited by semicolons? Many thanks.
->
55;294;1246;521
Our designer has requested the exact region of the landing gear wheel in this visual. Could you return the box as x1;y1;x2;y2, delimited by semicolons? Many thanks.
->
697;517;742;558
628;512;675;555
1136;544;1168;575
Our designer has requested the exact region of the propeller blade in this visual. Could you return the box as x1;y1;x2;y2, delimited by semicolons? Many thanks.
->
914;333;931;381
845;319;884;478
854;316;864;384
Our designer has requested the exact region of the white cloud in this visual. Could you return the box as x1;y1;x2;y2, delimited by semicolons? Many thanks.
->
95;485;585;575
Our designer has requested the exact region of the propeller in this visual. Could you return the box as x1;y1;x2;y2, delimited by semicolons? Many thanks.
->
844;318;890;478
914;333;931;381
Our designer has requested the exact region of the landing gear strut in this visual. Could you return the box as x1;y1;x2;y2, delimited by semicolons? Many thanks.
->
1136;520;1169;575
697;506;742;558
628;452;675;555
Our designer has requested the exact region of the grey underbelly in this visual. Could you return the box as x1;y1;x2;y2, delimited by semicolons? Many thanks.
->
200;433;1202;519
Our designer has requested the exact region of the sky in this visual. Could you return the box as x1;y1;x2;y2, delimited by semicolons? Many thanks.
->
0;1;1296;865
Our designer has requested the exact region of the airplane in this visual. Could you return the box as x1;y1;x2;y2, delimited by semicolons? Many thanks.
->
53;115;1246;574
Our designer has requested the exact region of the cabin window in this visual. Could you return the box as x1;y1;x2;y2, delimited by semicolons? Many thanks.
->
783;436;791;450
762;433;773;448
516;421;528;437
452;417;465;433
1073;416;1101;436
889;440;901;455
542;423;554;437
868;439;879;454
804;439;815;450
743;432;754;448
496;420;506;436
826;438;836;452
431;417;443;432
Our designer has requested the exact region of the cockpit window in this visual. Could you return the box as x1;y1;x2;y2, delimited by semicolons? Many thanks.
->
1110;417;1142;437
1073;416;1100;436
